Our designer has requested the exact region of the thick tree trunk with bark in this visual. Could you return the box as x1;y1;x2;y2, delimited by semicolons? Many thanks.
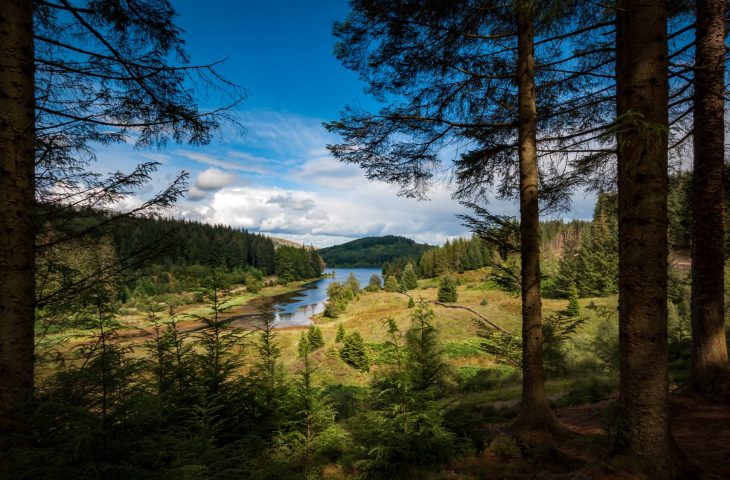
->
513;0;565;436
691;0;730;397
615;1;679;477
0;0;35;442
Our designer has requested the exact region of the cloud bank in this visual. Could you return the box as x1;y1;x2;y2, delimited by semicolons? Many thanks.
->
94;110;596;247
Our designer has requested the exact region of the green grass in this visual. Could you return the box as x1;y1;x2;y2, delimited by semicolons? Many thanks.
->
39;268;620;397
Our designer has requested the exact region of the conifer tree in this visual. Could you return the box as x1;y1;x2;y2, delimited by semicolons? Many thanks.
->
406;301;448;393
437;275;458;303
298;331;310;359
1;0;242;433
565;284;580;317
252;313;286;408
188;276;242;396
307;325;325;351
335;324;346;343
340;331;369;372
384;275;400;293
400;262;418;291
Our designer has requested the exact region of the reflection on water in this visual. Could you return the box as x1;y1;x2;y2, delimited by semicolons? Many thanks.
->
230;268;381;328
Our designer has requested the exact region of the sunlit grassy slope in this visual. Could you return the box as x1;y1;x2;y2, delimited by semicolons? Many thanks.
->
270;268;617;390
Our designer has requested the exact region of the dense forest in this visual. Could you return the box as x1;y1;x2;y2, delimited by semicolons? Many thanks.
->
318;235;432;267
2;1;730;480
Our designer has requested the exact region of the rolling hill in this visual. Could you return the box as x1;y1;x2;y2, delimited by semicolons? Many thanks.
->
319;235;433;268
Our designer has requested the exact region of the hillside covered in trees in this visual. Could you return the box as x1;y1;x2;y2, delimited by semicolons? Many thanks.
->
3;1;730;480
319;235;432;267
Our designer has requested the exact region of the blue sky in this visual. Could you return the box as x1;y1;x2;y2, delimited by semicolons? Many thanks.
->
97;0;595;247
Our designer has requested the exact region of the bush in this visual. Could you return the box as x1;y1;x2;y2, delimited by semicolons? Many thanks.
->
456;366;518;392
590;306;619;371
349;407;470;479
364;273;382;292
443;338;483;359
555;377;615;407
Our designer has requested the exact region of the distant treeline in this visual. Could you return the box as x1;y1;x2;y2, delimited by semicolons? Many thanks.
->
319;235;432;267
112;216;278;274
37;212;326;309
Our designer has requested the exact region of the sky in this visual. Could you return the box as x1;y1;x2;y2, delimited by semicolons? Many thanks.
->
96;0;596;247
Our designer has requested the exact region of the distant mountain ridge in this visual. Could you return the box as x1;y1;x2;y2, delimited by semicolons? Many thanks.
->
319;235;433;268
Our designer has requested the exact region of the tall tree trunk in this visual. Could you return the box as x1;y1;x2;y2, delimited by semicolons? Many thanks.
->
513;0;565;436
0;0;36;443
691;0;730;397
615;1;679;476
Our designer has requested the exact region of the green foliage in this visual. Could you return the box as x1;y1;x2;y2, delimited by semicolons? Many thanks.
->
565;283;580;317
348;407;466;479
188;277;247;395
298;330;310;359
668;269;692;373
477;329;523;369
384;275;400;292
477;314;584;377
407;296;415;308
405;301;449;393
552;195;618;298
340;331;369;371
400;262;418;290
490;255;521;295
335;323;346;343
252;313;288;409
437;274;458;303
273;346;350;471
349;306;466;478
319;235;432;268
323;281;356;318
112;215;278;275
542;314;586;377
346;272;361;296
418;236;490;278
668;172;693;250
556;377;616;408
443;338;483;359
455;366;519;392
275;245;325;282
590;306;620;371
323;301;342;319
364;273;382;292
307;324;325;351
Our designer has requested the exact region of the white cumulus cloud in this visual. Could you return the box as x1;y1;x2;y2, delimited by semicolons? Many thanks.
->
194;168;237;191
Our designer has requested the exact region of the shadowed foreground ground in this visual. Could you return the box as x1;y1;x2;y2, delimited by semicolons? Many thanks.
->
445;395;730;479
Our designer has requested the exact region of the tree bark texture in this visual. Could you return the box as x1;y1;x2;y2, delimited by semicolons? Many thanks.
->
691;0;730;397
513;0;564;435
615;0;677;476
0;0;36;438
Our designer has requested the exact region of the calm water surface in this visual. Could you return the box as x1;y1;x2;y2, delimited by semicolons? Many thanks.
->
230;268;381;328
